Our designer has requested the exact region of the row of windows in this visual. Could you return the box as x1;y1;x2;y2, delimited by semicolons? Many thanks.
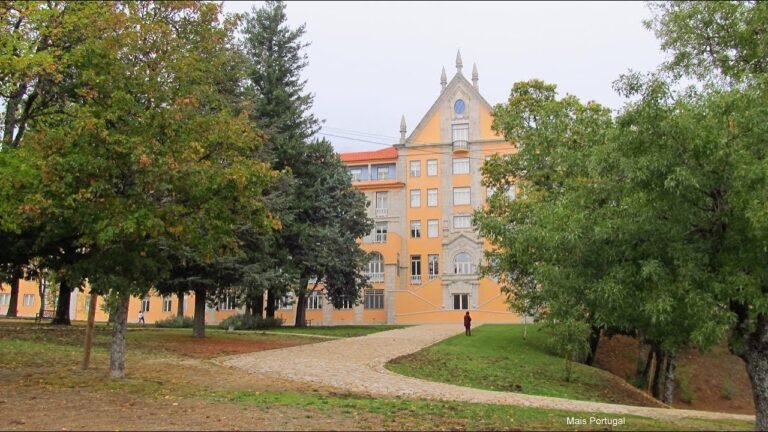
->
410;187;471;207
408;253;475;284
374;186;517;217
349;165;394;182
0;293;36;307
283;290;385;310
140;295;177;313
366;215;473;244
408;216;472;235
409;158;471;177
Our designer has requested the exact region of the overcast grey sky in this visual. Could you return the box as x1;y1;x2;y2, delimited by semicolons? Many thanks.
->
222;1;665;153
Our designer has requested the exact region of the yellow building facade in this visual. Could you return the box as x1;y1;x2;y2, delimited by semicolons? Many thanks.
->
1;53;519;326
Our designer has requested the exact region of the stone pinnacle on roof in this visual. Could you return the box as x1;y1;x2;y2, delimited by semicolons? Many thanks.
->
472;62;479;90
440;66;447;92
456;49;463;75
400;115;407;144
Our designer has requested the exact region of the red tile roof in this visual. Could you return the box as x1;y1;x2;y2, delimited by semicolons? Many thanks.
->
340;146;398;163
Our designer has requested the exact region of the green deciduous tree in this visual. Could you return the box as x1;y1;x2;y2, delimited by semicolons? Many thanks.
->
12;2;274;378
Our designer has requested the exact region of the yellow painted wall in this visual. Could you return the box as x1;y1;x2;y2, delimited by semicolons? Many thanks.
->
410;111;441;144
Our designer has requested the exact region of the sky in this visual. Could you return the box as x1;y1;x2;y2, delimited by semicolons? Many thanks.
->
222;1;667;154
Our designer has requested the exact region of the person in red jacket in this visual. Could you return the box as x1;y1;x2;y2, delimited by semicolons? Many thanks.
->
464;311;472;336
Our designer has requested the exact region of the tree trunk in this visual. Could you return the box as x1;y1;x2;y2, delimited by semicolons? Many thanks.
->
294;290;307;327
51;279;71;325
662;351;677;404
741;316;768;432
254;293;264;317
82;293;99;369
265;289;276;318
109;290;130;379
192;288;206;338
640;345;654;390
176;292;184;317
37;275;47;319
584;325;601;365
651;346;666;400
244;303;252;316
5;275;20;318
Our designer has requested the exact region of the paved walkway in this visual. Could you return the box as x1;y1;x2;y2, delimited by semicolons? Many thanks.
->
218;325;754;423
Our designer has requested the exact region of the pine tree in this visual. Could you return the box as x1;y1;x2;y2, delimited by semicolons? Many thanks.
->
243;0;320;169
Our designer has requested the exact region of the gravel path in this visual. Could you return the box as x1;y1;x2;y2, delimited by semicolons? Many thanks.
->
218;325;755;423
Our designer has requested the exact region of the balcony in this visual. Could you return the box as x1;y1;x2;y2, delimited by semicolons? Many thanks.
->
452;140;469;153
368;272;384;283
375;207;388;217
410;274;422;285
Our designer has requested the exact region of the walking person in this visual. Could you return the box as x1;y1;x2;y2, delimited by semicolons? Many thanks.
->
138;310;145;325
464;311;472;336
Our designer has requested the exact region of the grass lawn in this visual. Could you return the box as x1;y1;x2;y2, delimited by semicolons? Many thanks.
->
0;321;754;430
387;324;662;407
265;324;409;337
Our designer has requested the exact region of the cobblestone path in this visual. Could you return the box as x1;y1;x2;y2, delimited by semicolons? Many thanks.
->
218;325;754;423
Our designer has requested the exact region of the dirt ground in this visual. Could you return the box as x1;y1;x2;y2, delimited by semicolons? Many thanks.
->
595;334;755;415
1;362;380;431
0;328;381;431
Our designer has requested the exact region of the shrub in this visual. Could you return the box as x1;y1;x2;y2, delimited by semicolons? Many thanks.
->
722;379;734;400
676;366;696;404
154;316;195;328
219;314;284;330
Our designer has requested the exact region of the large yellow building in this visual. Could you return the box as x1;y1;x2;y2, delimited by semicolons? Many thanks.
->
1;53;519;326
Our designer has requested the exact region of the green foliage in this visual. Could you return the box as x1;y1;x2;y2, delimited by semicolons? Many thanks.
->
722;378;734;401
242;0;319;166
218;313;284;330
676;366;695;404
645;1;768;84
154;316;194;329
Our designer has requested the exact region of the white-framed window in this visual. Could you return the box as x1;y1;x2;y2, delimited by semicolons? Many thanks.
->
368;252;384;282
279;293;294;310
409;160;421;177
453;215;472;229
375;191;388;217
427;219;438;238
486;185;496;202
453;187;471;205
487;185;516;201
507;184;517;200
453;158;470;174
427;188;438;207
307;291;323;310
220;292;237;310
453;293;469;310
427;159;438;176
454;252;473;274
22;294;34;307
141;296;151;313
83;295;90;313
428;254;439;279
349;168;363;182
410;189;421;208
452;124;469;146
335;296;354;309
410;220;422;239
0;293;9;305
374;222;387;243
162;296;172;312
364;289;384;309
376;166;390;180
410;255;422;284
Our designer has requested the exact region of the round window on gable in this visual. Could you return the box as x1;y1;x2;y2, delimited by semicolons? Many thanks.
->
454;99;466;115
